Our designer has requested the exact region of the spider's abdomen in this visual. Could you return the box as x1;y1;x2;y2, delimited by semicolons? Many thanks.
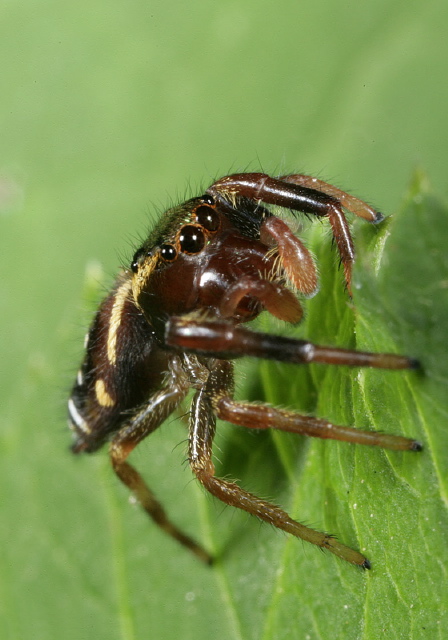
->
68;275;168;453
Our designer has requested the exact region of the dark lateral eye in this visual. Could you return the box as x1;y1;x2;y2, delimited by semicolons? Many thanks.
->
160;244;177;262
201;194;214;205
131;247;146;273
195;205;220;232
179;225;205;254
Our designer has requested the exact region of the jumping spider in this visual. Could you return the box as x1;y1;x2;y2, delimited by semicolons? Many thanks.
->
68;172;421;569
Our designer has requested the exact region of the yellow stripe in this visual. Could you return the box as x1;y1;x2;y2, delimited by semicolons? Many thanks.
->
107;279;132;365
132;252;159;310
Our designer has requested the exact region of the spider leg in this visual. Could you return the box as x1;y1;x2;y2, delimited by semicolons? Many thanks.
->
208;172;381;291
216;397;421;451
109;357;213;564
168;318;421;452
189;361;371;568
278;174;382;222
166;317;420;371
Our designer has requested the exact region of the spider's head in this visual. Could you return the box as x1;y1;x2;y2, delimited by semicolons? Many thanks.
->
129;194;294;341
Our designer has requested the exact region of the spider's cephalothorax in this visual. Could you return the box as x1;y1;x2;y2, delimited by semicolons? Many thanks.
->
68;172;421;568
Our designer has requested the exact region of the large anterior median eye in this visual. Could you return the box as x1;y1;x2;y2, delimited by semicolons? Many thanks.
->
179;225;205;254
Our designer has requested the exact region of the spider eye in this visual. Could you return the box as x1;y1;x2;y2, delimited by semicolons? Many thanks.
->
131;247;146;272
160;244;177;262
201;194;214;205
179;225;205;254
195;206;220;232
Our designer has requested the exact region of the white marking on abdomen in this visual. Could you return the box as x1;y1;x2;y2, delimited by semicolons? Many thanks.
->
68;397;91;434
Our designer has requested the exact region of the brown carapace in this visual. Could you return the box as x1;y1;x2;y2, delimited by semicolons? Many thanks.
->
68;172;422;569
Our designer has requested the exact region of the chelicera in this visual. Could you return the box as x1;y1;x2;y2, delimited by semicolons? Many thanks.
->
68;172;422;569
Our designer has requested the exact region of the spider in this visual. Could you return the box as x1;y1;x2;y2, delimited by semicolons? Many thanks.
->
68;172;422;569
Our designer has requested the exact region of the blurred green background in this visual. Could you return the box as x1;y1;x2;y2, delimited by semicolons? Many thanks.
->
1;1;447;639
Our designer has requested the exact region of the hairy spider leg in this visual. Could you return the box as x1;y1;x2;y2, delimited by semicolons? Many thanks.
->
166;318;422;453
215;399;422;451
109;357;213;564
278;174;382;222
208;173;382;292
189;360;371;568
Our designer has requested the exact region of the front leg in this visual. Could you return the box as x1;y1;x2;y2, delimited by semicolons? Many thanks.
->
166;317;419;371
279;174;382;222
208;172;381;290
189;361;371;568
